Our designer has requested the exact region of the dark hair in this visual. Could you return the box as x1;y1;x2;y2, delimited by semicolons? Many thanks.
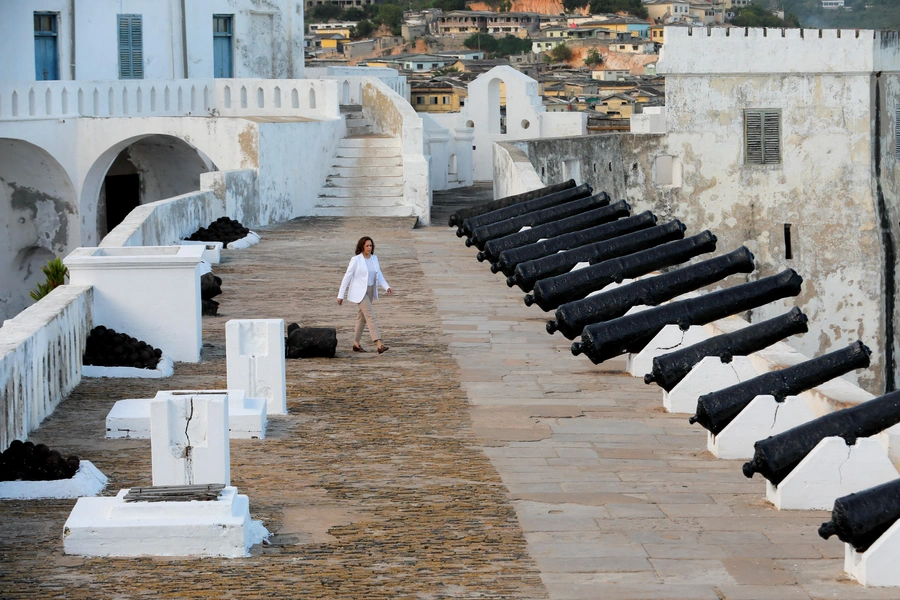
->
355;236;375;255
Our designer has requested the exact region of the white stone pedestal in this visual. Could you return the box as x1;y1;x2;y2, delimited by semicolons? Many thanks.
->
628;324;708;378
767;437;899;510
708;395;815;459
83;355;175;379
63;486;267;557
179;240;223;263
151;392;230;486
106;390;266;440
226;319;287;415
664;356;759;414
65;245;205;362
0;461;107;500
845;518;900;587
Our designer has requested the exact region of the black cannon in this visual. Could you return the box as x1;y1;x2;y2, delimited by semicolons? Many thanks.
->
447;180;576;227
524;231;717;312
467;192;610;250
509;219;686;293
458;183;593;238
477;200;631;264
644;308;809;392
548;247;755;339
819;478;900;552
742;389;900;485
690;340;871;435
572;269;804;365
492;211;658;276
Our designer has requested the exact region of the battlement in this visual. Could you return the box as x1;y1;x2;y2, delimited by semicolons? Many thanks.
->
658;27;900;76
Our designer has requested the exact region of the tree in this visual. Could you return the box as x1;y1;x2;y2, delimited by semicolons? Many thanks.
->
354;20;375;38
374;4;405;28
562;0;590;11
583;47;602;67
588;0;648;18
310;3;342;21
432;0;467;10
29;257;68;302
730;4;799;27
496;35;532;56
549;43;573;62
343;7;364;20
463;32;499;52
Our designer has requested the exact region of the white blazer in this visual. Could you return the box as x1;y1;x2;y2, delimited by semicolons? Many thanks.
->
337;254;390;303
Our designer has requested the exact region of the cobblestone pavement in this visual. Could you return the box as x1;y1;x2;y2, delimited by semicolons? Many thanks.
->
2;210;899;600
412;223;900;600
0;217;546;599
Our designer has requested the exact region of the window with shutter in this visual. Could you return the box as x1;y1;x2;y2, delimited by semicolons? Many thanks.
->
895;103;900;158
118;14;143;79
744;109;781;165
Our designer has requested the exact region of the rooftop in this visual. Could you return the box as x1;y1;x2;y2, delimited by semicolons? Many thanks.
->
1;204;895;599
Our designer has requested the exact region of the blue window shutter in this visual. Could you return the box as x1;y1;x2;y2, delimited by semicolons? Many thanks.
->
118;14;143;79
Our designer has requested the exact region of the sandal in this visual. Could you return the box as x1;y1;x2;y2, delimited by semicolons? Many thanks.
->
353;345;367;353
377;345;389;354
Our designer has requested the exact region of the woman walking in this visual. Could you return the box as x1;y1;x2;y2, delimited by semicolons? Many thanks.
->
337;236;393;353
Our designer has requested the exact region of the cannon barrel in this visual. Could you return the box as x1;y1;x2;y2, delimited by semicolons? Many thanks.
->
476;200;631;263
448;179;576;227
524;231;717;312
743;389;900;485
572;269;803;365
458;183;593;239
818;478;900;552
509;219;686;292
492;211;658;276
548;247;755;339
644;307;809;391
690;340;871;435
467;192;610;250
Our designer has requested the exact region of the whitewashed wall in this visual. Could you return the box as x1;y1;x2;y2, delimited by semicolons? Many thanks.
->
0;0;305;82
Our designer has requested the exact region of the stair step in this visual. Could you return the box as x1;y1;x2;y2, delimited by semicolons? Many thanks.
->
312;205;416;218
339;137;400;148
318;185;405;197
327;166;404;178
335;146;402;158
332;156;402;168
315;196;406;208
324;176;404;188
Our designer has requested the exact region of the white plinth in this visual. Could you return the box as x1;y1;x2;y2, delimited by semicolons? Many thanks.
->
107;390;266;439
708;395;815;459
664;356;759;414
65;245;204;362
178;240;223;263
63;486;268;558
627;324;708;377
845;518;900;586
0;461;107;500
151;392;230;486
226;231;261;250
767;437;899;510
83;355;174;379
226;319;287;415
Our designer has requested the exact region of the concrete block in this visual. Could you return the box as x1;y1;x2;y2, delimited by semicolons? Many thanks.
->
107;390;266;440
708;395;816;460
62;486;268;558
628;324;708;378
664;356;759;414
767;437;899;510
845;518;900;587
0;461;107;500
83;355;174;379
150;392;230;486
178;240;223;263
226;319;287;415
64;245;205;362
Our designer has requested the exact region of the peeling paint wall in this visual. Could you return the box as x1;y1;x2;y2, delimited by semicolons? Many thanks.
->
0;139;76;322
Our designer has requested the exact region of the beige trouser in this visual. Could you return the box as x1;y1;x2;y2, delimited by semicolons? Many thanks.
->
354;285;381;343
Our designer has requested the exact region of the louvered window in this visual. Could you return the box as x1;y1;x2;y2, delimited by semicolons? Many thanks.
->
118;14;143;79
895;104;900;158
744;109;781;165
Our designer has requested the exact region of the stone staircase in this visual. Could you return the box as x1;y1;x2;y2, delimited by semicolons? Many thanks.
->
313;106;414;218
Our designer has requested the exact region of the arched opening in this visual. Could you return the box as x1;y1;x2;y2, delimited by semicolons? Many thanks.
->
487;77;503;135
448;154;458;175
0;138;76;321
93;135;217;239
341;80;350;105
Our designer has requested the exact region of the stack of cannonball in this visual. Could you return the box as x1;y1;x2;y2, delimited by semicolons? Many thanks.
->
187;217;250;245
201;272;223;316
83;325;163;369
0;440;80;481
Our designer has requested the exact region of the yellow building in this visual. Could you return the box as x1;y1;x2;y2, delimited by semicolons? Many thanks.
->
650;25;665;43
410;81;464;113
595;92;636;119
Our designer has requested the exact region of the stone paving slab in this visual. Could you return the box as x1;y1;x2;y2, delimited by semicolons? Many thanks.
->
412;224;900;600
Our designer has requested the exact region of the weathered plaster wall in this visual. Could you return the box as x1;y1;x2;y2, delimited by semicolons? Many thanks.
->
0;0;305;82
201;168;259;228
493;141;545;200
99;189;225;248
0;139;77;322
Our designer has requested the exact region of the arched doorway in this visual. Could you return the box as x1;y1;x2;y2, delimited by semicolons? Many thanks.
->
92;135;217;239
487;78;507;135
0;138;76;321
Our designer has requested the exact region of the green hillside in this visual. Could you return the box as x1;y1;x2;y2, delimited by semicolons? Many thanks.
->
778;0;900;30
